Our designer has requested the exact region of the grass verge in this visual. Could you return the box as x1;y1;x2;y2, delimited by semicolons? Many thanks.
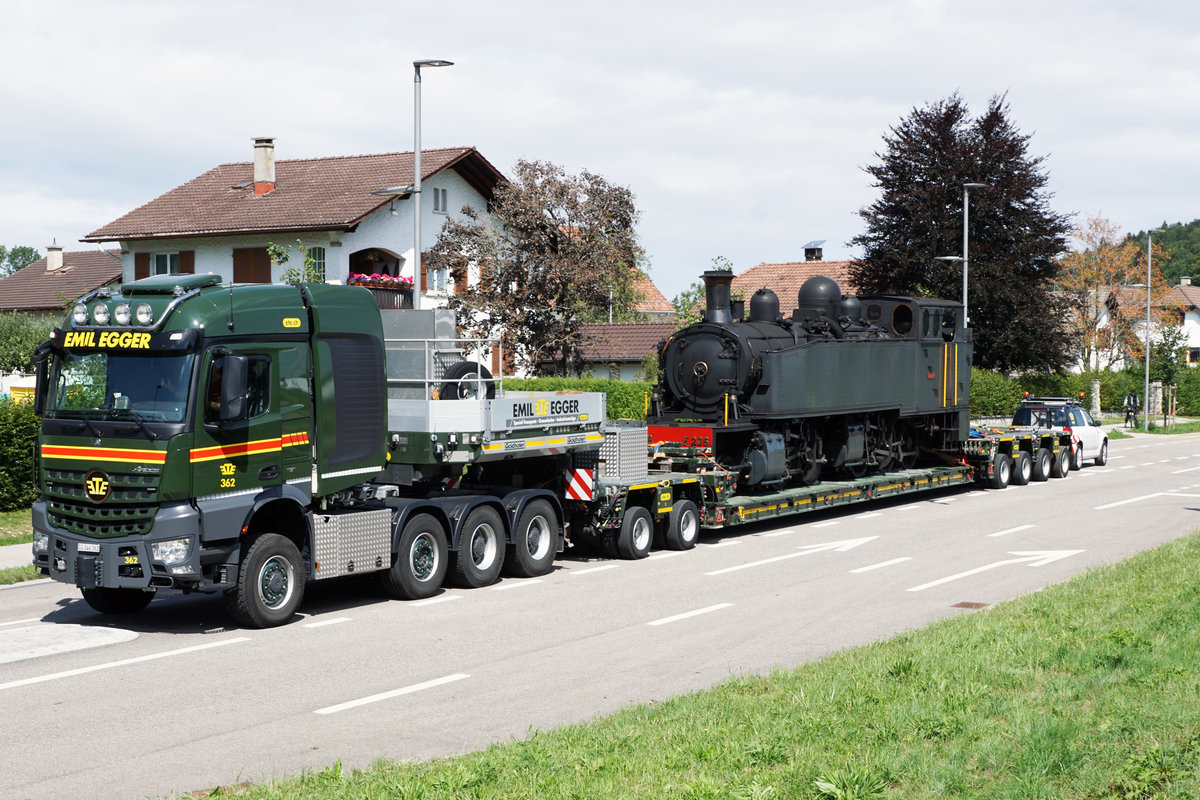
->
0;565;38;585
0;508;32;547
187;533;1200;800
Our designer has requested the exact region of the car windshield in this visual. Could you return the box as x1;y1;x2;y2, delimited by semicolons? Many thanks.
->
1012;406;1070;428
46;351;194;423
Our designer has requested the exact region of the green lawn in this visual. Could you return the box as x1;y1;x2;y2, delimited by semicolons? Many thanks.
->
185;533;1200;800
0;508;32;547
0;565;37;585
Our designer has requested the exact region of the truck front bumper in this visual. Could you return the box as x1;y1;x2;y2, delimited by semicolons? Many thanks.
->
33;500;237;593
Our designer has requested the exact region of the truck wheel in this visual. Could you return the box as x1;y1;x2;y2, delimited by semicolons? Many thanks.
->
988;453;1012;489
1069;442;1083;471
1011;451;1032;486
439;361;496;400
664;499;700;550
81;587;155;614
1031;448;1052;482
223;533;304;628
1050;448;1070;479
450;506;505;588
616;506;654;559
1095;440;1108;466
381;513;448;599
505;499;558;577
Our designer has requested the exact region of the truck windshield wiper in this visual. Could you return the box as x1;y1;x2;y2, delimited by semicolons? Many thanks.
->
108;408;160;440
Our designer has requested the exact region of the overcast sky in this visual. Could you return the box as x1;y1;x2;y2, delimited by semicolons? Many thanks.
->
2;0;1197;298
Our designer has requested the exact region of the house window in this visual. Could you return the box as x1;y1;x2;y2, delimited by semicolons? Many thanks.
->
1190;348;1200;365
432;188;449;213
428;267;449;293
309;246;326;282
153;253;180;275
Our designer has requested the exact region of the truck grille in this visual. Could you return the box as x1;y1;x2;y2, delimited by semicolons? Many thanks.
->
44;468;158;539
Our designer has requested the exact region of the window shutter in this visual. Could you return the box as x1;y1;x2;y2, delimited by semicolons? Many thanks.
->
491;342;501;375
233;248;271;283
134;253;150;280
420;264;428;292
179;251;195;274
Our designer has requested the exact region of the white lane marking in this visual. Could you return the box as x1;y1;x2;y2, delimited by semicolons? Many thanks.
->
1143;462;1157;466
314;673;470;715
857;512;884;520
647;603;733;627
1160;459;1174;463
411;595;462;607
571;564;619;576
812;521;840;528
907;550;1083;593
987;524;1035;538
1177;456;1189;460
491;579;544;591
1121;465;1137;470
0;637;249;691
705;537;877;576
0;624;138;665
0;618;41;628
1172;466;1200;474
1108;455;1125;460
895;505;919;512
303;616;352;628
764;527;801;538
850;557;912;573
707;541;742;548
646;551;685;561
933;497;958;504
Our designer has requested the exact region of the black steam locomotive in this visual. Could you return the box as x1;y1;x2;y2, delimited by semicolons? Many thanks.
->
647;270;972;488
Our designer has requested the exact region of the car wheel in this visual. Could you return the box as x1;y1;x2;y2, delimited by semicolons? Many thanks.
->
1094;439;1108;467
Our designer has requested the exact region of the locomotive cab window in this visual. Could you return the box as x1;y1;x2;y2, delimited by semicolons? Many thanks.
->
891;304;914;336
866;303;883;324
942;309;957;342
921;309;942;340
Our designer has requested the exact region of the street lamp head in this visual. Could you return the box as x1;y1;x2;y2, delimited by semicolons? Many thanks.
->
414;59;454;68
370;185;415;196
963;182;987;189
934;256;964;262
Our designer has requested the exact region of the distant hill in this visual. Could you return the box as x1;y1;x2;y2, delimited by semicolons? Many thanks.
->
1125;220;1200;284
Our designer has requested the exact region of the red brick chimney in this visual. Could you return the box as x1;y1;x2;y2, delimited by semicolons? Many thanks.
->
253;137;276;196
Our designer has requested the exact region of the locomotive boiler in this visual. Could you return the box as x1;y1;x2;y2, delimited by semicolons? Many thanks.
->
647;270;971;488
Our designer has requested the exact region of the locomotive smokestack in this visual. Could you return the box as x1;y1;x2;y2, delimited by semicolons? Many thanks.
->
702;270;734;324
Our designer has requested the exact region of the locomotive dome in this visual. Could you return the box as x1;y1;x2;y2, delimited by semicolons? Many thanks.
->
798;275;842;314
749;288;780;322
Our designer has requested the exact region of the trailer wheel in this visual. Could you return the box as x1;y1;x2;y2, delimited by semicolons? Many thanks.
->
1031;448;1052;482
1050;448;1070;479
1011;451;1032;486
505;499;557;578
988;453;1012;489
223;533;304;628
81;587;155;615
664;499;700;550
1095;440;1108;466
616;506;654;559
450;506;505;588
381;514;448;599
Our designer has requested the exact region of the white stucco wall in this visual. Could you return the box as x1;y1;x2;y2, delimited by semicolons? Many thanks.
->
114;169;488;309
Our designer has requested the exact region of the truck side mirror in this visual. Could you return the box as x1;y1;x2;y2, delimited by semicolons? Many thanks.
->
33;357;48;416
217;354;249;422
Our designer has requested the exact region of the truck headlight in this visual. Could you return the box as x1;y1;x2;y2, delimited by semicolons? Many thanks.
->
150;538;192;565
93;303;110;325
33;532;48;554
114;304;132;325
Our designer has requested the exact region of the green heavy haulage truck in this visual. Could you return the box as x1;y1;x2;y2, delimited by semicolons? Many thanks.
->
30;275;1074;628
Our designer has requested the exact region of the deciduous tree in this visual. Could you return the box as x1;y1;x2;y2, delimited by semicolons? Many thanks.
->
0;245;40;277
428;160;645;375
850;93;1073;371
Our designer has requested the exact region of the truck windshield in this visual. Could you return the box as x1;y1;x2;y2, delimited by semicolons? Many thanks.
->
46;351;194;423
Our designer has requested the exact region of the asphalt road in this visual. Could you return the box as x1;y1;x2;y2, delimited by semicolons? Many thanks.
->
2;431;1198;800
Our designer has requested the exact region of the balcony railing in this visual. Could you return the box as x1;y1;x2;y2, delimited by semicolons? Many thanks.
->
362;286;413;309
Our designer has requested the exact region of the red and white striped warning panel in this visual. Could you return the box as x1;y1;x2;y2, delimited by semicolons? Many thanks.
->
565;469;594;501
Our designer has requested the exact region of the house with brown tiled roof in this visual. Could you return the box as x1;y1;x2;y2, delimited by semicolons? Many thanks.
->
731;256;856;313
539;321;676;380
632;271;674;318
81;138;505;309
0;244;123;315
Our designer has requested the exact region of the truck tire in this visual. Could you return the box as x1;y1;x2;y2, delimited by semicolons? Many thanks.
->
450;506;505;588
1095;440;1108;466
988;453;1012;490
1031;448;1052;482
381;513;448;599
616;506;653;559
81;587;155;614
1011;451;1032;486
505;499;557;577
664;499;700;550
440;361;496;400
223;533;304;628
1050;448;1070;479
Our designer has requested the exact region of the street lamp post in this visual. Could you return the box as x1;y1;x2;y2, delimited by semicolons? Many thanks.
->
961;183;987;325
412;58;454;311
1144;226;1166;430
